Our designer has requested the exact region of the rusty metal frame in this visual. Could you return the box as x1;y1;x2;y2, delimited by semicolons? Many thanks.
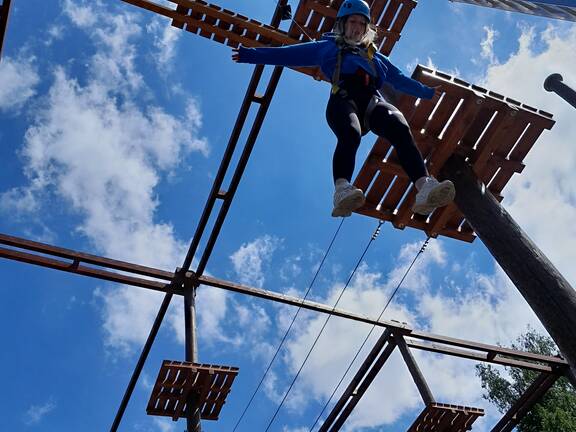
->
0;0;571;431
0;233;570;430
0;231;569;375
319;329;567;431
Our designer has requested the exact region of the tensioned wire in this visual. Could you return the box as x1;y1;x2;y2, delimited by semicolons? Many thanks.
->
232;217;346;431
263;220;385;432
308;235;431;431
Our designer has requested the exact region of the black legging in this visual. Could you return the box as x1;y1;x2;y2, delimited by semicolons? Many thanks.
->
325;83;427;184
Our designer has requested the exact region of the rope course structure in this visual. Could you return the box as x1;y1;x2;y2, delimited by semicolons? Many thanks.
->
450;0;576;22
1;0;576;431
0;0;11;58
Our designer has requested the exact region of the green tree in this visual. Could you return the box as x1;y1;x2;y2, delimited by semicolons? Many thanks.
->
476;329;576;432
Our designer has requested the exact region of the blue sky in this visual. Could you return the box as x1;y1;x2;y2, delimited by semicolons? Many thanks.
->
1;0;575;431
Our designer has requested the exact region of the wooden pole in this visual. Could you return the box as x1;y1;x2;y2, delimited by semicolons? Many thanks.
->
544;73;576;109
185;288;201;432
441;154;576;379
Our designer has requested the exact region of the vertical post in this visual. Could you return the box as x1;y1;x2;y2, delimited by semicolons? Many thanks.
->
544;74;576;109
185;287;201;432
441;154;576;379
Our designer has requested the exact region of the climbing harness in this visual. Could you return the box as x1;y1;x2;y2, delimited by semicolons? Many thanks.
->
330;39;378;96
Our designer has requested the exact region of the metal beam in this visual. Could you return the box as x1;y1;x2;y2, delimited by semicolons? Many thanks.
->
0;232;569;372
490;372;560;432
0;245;179;294
450;0;576;22
110;293;174;432
0;0;11;59
0;232;173;280
406;339;556;373
319;332;397;432
395;334;435;405
406;332;567;368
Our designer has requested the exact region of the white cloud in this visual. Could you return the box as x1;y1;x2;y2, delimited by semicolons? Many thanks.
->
153;417;177;432
479;24;576;285
0;1;217;354
45;24;65;46
479;26;499;64
146;17;181;73
230;235;282;287
0;56;39;113
62;0;98;28
24;397;57;425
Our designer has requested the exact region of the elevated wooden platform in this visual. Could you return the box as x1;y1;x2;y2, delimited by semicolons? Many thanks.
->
407;402;485;432
147;360;238;421
354;65;555;242
122;0;417;80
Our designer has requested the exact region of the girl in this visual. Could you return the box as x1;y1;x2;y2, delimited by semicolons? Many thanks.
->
233;0;455;217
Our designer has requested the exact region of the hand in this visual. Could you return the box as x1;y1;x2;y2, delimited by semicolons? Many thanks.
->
232;47;240;62
432;84;443;99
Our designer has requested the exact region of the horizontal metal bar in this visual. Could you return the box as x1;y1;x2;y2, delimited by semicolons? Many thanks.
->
406;339;557;373
0;246;181;294
409;329;567;367
198;275;410;332
0;232;568;370
0;233;173;280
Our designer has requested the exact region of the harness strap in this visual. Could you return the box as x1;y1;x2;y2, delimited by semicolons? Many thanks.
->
331;40;377;95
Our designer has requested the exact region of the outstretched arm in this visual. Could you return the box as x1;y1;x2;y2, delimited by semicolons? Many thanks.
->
232;40;326;67
379;55;435;100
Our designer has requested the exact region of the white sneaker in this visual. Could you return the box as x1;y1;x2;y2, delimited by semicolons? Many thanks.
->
332;181;365;217
412;177;455;215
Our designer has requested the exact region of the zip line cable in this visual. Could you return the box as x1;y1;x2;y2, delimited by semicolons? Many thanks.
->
308;236;431;431
263;220;385;432
232;217;346;432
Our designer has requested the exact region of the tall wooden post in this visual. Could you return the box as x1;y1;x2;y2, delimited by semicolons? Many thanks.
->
441;154;576;379
185;287;201;432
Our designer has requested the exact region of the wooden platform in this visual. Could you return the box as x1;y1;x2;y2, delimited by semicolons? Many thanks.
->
407;402;485;432
147;360;239;421
354;65;555;242
123;0;417;80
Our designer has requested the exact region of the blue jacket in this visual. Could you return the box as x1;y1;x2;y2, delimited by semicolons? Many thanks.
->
237;34;434;100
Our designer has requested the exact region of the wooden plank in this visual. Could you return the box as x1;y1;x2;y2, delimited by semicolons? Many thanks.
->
378;0;401;30
147;361;239;421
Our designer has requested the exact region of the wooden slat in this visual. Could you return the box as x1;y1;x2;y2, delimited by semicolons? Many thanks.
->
353;65;555;243
407;402;484;432
147;360;239;421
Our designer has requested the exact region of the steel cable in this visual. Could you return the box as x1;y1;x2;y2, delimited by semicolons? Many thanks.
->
263;220;384;431
232;217;346;431
308;236;431;431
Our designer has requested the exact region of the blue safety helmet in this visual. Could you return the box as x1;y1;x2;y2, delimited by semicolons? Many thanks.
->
336;0;371;21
